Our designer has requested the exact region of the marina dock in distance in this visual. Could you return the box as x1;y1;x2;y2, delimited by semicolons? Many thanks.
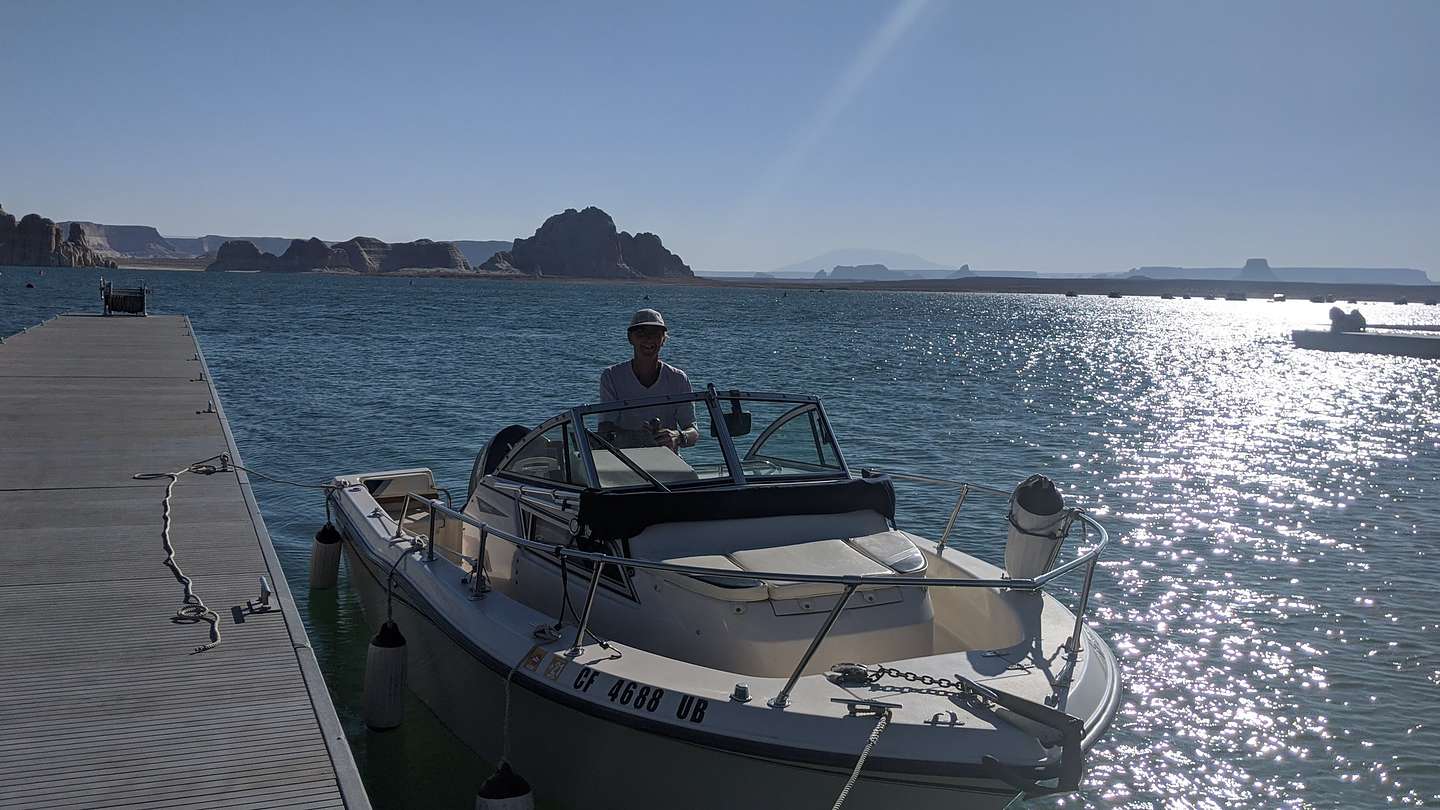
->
0;313;369;809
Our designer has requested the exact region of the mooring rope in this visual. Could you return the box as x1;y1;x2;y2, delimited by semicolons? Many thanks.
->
134;456;231;653
831;711;891;810
500;660;521;765
134;453;341;653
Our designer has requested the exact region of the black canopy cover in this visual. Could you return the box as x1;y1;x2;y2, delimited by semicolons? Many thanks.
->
577;476;896;549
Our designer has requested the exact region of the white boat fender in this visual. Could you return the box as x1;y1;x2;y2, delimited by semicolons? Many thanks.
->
310;523;343;589
1004;474;1071;579
363;620;407;730
475;762;534;810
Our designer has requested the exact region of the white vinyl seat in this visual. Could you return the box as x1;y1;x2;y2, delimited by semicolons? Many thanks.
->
654;554;771;602
728;539;891;600
848;530;927;574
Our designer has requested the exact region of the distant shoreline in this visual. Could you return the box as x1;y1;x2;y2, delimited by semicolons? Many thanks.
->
38;262;1440;301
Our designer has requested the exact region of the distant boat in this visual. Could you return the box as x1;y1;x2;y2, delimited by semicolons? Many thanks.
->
1225;292;1247;301
1293;328;1440;358
1107;292;1122;299
1271;293;1286;302
1064;290;1078;297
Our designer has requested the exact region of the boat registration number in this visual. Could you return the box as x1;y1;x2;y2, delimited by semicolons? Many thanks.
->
573;667;709;724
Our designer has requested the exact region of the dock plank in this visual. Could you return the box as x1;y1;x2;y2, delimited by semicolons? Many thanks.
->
0;314;368;809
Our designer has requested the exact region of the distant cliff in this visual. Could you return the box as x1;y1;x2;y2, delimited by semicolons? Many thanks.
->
169;235;303;257
1125;257;1430;285
206;235;472;273
481;207;693;279
61;222;185;258
0;206;117;268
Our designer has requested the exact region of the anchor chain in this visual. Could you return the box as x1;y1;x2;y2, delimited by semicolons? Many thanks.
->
829;663;997;705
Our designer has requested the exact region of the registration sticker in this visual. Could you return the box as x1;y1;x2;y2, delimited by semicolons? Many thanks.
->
543;656;568;681
520;644;547;672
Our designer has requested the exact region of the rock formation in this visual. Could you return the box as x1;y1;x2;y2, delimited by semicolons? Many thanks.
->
205;235;471;273
0;206;117;268
206;240;279;271
279;237;351;271
481;207;693;279
376;239;470;273
817;264;936;281
618;231;693;278
1239;257;1278;282
61;222;183;258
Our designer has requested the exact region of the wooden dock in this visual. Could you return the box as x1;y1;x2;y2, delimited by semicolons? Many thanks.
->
0;314;369;809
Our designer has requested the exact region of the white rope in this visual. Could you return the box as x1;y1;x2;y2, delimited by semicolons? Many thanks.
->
500;659;522;764
831;711;890;810
131;453;342;653
134;460;226;653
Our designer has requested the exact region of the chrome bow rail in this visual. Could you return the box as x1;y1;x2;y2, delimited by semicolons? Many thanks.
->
376;471;1109;712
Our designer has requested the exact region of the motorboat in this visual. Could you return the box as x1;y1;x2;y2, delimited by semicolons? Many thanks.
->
327;388;1121;809
1292;327;1440;358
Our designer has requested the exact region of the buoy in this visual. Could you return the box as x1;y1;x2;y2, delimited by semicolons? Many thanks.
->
364;620;407;730
475;762;534;810
1004;474;1069;579
310;523;343;588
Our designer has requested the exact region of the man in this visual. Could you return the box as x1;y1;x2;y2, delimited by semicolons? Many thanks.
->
598;309;699;451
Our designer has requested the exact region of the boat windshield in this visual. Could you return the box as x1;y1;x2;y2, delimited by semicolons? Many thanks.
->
576;391;847;490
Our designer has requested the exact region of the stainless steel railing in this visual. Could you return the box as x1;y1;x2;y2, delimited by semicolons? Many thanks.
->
370;473;1110;709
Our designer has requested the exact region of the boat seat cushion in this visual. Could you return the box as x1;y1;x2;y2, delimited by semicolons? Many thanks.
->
849;530;927;573
654;554;771;602
729;539;891;600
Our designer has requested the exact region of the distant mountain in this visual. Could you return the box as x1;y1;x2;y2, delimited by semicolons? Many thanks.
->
1120;257;1431;284
779;248;952;274
816;263;967;281
481;207;693;279
55;222;511;262
168;235;302;257
207;236;471;273
450;240;512;266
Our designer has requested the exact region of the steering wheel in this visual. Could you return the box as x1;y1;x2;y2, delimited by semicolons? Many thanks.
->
514;457;562;478
743;458;786;476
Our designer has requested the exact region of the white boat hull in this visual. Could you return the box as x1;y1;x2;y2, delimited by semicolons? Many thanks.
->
344;542;1020;810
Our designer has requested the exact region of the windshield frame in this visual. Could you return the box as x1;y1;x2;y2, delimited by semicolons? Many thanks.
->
563;387;851;492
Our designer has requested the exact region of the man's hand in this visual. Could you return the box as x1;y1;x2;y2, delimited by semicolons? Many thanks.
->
654;427;681;451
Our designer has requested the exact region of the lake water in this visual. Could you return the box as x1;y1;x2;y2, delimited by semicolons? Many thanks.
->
4;266;1438;808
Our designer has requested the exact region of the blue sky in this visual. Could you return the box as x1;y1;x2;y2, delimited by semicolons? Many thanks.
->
2;1;1436;273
